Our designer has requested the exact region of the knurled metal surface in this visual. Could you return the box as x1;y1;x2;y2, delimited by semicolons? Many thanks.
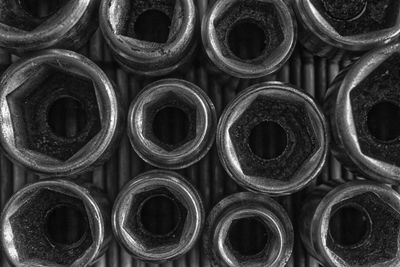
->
0;1;362;266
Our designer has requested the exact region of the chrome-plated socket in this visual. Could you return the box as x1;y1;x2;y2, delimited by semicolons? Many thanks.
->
128;79;216;169
217;81;328;195
0;49;124;177
203;192;293;267
294;0;400;57
112;170;204;263
1;179;111;267
326;43;400;184
202;0;297;78
0;0;99;54
300;181;400;267
100;0;198;76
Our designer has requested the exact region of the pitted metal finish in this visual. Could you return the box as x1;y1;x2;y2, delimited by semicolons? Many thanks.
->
203;192;293;267
142;91;197;152
128;79;216;169
294;0;400;57
7;66;102;161
124;187;188;249
0;0;99;53
229;95;318;180
325;43;400;183
100;0;197;76
202;0;296;78
213;1;284;62
300;181;400;267
217;81;328;195
1;179;111;267
0;49;124;177
112;170;204;263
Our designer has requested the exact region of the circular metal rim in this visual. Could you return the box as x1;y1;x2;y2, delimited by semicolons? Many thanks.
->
99;0;197;75
201;0;297;79
112;170;204;262
204;192;293;267
0;179;105;267
294;0;400;51
312;181;400;267
216;81;329;195
0;49;120;177
127;79;217;170
334;43;400;183
0;0;90;51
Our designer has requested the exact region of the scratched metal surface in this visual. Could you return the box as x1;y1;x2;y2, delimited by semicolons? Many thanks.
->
0;1;360;266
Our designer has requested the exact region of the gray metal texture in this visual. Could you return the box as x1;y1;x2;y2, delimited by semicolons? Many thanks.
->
0;0;367;266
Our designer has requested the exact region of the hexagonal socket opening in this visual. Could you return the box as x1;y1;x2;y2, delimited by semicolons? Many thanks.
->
309;0;400;36
113;0;180;44
8;189;93;265
350;53;400;166
124;187;188;249
224;216;280;264
142;91;197;152
6;64;102;161
326;192;400;266
214;1;284;62
0;0;70;31
228;96;318;180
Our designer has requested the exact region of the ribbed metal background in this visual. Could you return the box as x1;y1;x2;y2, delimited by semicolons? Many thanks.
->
0;1;361;266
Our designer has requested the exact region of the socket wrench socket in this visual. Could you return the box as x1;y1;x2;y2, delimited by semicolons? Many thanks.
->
202;0;296;78
325;43;400;184
294;0;400;57
300;181;400;267
0;49;124;177
1;179;111;267
0;0;99;54
112;170;204;263
128;79;216;169
100;0;198;76
203;192;293;267
217;81;328;195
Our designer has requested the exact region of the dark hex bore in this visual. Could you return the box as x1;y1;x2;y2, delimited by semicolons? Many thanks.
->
327;192;400;266
229;95;318;181
142;91;197;152
7;66;101;161
350;54;400;166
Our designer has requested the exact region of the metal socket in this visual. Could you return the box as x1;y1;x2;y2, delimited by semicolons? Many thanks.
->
202;0;297;78
100;0;198;76
1;179;111;267
294;0;400;57
0;49;124;177
217;81;328;195
203;192;293;267
112;170;204;263
128;79;217;169
325;43;400;184
0;0;99;54
300;181;400;267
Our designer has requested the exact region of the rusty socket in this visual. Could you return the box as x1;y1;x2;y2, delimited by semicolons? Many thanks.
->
203;192;293;267
100;0;198;76
294;0;400;57
112;170;204;263
325;43;400;184
217;81;328;195
1;179;111;267
202;0;297;78
300;181;400;267
0;0;99;54
0;49;124;177
128;79;217;169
